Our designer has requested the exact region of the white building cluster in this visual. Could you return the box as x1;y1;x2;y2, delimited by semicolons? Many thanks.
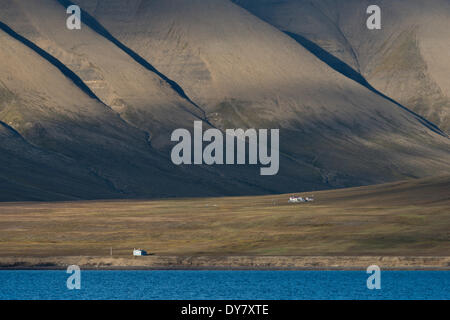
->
288;196;314;203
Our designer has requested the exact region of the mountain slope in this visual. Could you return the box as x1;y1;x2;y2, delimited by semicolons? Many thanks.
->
235;0;450;133
0;0;316;199
0;120;121;201
0;0;207;149
0;0;449;200
0;21;269;199
72;0;450;187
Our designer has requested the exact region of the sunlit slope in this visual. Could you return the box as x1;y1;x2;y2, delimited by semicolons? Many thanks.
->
235;0;450;133
0;21;318;200
0;27;263;199
0;29;164;197
0;0;205;148
72;0;450;187
0;0;449;200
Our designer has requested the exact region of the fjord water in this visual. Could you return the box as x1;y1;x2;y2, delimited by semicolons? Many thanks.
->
0;270;448;300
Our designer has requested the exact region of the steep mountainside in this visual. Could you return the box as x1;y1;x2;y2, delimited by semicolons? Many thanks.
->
0;21;266;199
73;0;450;184
235;0;450;133
0;0;206;148
0;0;449;200
0;120;119;201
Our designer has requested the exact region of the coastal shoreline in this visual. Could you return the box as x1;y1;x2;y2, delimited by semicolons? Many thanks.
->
1;256;449;271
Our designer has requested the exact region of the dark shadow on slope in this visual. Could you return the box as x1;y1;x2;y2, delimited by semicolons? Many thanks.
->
0;120;23;139
57;0;209;123
284;31;448;138
0;21;163;153
284;31;370;87
0;21;99;101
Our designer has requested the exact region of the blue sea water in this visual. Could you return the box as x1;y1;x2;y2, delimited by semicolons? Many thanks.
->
0;270;448;300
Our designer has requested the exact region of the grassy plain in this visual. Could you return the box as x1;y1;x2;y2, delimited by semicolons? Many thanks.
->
0;176;449;258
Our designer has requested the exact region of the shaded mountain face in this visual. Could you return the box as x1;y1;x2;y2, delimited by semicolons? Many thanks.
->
0;0;206;149
0;120;121;201
235;0;450;133
0;0;449;200
0;15;273;199
72;1;450;175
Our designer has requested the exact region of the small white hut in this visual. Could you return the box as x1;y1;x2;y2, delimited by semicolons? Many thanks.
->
133;248;148;256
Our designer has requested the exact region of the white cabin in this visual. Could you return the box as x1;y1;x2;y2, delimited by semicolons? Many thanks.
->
133;248;147;256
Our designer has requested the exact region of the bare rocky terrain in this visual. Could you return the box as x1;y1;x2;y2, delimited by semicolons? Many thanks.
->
0;0;449;200
236;0;450;133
